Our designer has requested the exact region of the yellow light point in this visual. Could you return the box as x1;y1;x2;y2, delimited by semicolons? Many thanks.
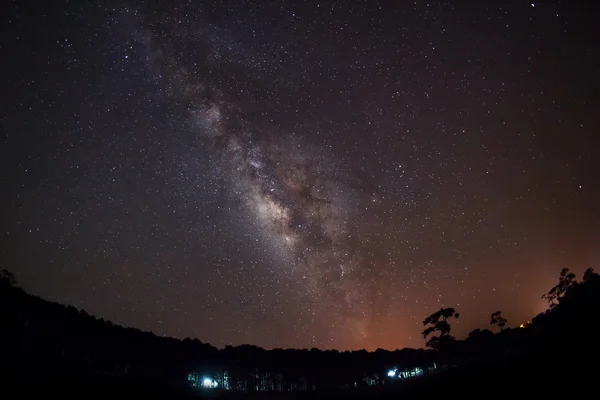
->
519;321;532;328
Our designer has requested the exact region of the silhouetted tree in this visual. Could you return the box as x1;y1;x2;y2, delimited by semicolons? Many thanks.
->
583;267;595;283
542;268;576;308
422;307;459;349
490;311;507;331
0;269;17;287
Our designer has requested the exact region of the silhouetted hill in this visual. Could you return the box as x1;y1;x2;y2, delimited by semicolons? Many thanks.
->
1;268;599;398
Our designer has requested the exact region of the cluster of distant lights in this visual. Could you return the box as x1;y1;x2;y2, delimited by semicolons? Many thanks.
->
387;366;425;379
196;368;427;390
202;377;218;389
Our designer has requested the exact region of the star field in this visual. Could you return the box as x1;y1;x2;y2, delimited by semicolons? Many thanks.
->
1;0;599;350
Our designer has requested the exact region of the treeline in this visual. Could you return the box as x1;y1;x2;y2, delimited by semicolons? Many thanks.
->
0;269;434;391
1;267;599;396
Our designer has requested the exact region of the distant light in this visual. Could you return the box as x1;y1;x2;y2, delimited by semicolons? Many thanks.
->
387;369;396;377
520;321;531;328
203;378;212;388
531;3;535;6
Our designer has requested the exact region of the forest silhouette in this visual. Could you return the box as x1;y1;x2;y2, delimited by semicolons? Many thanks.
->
1;267;598;398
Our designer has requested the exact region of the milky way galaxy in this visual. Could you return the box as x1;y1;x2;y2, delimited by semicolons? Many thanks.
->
137;16;376;342
2;0;599;351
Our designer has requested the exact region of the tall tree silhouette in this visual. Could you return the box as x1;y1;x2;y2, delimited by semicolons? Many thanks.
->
542;268;576;308
422;307;459;349
490;311;507;331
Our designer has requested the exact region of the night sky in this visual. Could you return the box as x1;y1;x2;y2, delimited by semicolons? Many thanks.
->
2;0;599;351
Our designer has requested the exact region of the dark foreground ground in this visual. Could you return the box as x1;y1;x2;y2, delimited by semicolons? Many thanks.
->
5;270;599;399
6;347;595;399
